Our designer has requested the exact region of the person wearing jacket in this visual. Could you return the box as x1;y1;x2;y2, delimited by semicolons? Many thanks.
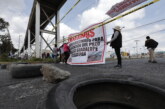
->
107;26;122;68
145;36;158;63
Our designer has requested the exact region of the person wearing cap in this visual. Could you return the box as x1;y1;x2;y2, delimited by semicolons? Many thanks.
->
107;26;122;68
145;36;158;63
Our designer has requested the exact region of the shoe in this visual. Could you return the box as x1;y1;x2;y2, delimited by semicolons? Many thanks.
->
148;60;152;63
152;61;157;63
114;65;122;68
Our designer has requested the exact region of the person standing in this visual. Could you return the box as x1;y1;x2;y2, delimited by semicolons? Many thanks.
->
63;43;70;64
59;44;64;63
107;26;122;68
53;44;58;60
145;36;158;63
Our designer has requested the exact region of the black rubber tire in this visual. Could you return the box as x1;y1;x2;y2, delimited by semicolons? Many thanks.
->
1;64;7;69
46;73;165;109
11;64;42;78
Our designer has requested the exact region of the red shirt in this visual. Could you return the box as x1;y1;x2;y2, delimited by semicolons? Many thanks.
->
63;43;70;52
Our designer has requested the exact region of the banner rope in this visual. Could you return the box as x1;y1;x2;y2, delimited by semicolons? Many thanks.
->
58;0;160;44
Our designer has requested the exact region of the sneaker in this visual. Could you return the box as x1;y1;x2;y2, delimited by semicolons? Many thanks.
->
114;65;122;68
152;60;157;63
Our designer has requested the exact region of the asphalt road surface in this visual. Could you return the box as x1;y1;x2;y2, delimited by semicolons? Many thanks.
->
0;58;165;109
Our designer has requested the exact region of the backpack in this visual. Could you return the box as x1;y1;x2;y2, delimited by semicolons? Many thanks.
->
151;39;158;48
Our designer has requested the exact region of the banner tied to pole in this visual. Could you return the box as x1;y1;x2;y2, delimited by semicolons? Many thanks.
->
106;0;147;18
67;23;106;65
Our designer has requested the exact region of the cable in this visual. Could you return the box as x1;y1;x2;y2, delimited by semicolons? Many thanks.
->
52;0;82;31
105;18;165;38
57;0;160;43
123;18;165;31
62;0;95;25
123;28;165;42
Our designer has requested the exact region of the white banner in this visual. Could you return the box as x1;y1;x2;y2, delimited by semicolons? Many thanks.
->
106;0;147;18
67;23;106;65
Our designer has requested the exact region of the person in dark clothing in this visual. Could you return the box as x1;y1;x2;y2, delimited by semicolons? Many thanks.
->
145;36;158;63
107;26;122;68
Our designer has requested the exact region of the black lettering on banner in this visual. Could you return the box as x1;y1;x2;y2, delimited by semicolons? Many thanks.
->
69;36;104;57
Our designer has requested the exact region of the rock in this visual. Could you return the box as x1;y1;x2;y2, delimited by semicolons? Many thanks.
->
40;64;71;83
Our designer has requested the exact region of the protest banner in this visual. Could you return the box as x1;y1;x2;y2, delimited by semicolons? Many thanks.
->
67;22;106;65
106;0;147;18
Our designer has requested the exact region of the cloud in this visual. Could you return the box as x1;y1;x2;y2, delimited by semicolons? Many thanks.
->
0;0;164;55
78;0;123;30
0;0;29;49
60;23;78;38
75;0;165;54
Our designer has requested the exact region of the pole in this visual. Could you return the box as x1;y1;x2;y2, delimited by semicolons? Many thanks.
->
63;36;64;44
18;35;21;57
56;10;60;47
35;1;41;58
28;29;31;59
135;40;139;58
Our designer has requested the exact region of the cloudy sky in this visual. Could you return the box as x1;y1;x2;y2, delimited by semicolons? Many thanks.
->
0;0;165;55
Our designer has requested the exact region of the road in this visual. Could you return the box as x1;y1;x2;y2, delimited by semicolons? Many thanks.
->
0;58;165;109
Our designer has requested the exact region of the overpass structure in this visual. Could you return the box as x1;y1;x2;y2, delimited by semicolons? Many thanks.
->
21;0;67;58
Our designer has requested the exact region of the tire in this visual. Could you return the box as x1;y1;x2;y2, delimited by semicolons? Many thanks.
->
46;73;165;109
1;64;7;69
10;64;43;78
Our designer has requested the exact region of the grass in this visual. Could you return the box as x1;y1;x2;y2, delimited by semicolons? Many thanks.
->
0;56;55;64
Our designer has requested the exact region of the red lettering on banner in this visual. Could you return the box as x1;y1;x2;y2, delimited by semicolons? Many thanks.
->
106;0;147;17
68;29;95;43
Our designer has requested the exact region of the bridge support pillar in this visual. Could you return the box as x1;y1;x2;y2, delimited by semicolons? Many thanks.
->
56;10;60;47
35;1;41;58
28;29;31;59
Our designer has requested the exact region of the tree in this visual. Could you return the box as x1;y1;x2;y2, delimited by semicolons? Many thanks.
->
0;17;17;56
0;18;9;30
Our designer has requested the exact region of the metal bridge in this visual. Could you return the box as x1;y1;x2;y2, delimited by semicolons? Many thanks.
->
21;0;67;58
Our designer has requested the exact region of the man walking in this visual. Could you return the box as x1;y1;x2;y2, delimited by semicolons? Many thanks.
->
107;26;122;68
145;36;158;63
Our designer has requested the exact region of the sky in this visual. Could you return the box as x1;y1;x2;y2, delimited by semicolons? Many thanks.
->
0;0;165;55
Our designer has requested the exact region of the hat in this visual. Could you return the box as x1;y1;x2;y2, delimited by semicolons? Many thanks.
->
113;26;121;31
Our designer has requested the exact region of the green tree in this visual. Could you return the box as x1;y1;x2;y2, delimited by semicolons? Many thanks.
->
0;18;9;30
0;17;17;56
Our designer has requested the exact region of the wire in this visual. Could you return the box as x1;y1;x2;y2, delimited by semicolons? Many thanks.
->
123;28;165;42
123;18;165;31
105;18;165;38
52;0;82;31
57;0;160;43
63;0;95;25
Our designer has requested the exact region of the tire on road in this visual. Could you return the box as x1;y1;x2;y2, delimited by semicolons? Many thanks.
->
46;73;165;109
1;64;7;69
10;64;43;78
